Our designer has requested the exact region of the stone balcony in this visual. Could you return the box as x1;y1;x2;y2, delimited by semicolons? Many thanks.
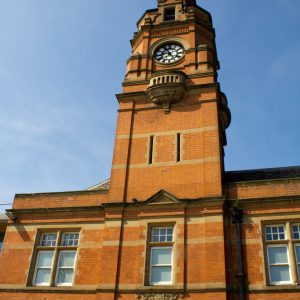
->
146;71;186;113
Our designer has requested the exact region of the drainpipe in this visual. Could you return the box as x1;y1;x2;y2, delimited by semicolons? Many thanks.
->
232;205;245;300
114;204;126;300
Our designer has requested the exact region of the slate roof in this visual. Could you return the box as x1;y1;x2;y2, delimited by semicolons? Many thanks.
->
224;166;300;183
86;179;110;191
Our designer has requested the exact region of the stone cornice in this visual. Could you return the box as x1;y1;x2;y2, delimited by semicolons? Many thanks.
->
227;195;300;205
117;83;219;103
131;18;212;46
6;195;226;220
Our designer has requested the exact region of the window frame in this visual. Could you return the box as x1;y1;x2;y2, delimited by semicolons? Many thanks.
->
149;246;173;285
29;229;80;287
264;222;300;286
164;7;176;22
294;243;300;280
40;232;58;247
266;244;291;285
54;250;77;287
32;250;55;287
145;224;175;286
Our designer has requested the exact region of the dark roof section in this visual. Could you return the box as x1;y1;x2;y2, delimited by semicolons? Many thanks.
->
224;166;300;183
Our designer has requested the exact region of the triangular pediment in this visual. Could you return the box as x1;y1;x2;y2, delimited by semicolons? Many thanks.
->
145;190;182;204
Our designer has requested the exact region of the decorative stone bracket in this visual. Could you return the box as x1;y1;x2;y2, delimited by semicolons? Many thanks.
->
136;293;184;300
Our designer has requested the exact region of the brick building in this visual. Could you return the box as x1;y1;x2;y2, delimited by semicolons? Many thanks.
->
0;0;299;299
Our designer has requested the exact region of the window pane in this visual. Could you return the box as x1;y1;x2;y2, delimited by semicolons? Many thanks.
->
35;269;51;285
62;233;79;246
57;268;74;285
159;235;166;242
152;248;172;265
151;227;173;242
295;245;300;262
265;226;285;241
268;247;288;264
266;234;272;241
272;227;278;233
153;235;159;242
153;229;159;236
37;251;54;268
151;266;172;283
41;234;57;247
166;235;173;242
292;225;300;239
270;265;290;283
58;251;76;267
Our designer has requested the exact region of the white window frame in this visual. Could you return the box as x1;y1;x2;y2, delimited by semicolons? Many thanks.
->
266;244;291;285
151;226;174;243
265;224;286;241
40;233;57;247
55;250;77;287
31;230;80;287
32;250;55;287
292;224;300;240
149;246;173;285
61;232;80;247
294;244;300;281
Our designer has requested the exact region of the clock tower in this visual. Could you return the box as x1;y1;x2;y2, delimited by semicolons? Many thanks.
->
108;0;230;202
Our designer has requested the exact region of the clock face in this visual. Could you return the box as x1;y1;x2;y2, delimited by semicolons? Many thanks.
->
154;43;184;64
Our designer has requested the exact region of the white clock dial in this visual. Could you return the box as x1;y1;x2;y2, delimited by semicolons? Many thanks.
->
154;43;184;64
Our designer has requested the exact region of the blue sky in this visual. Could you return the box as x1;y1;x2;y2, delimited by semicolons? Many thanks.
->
0;0;299;211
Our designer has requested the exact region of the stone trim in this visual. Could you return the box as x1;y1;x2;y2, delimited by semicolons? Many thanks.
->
0;288;96;294
3;287;300;295
117;83;219;102
6;195;225;219
0;287;228;294
122;72;216;87
15;189;108;198
123;80;150;86
117;97;217;113
136;293;183;300
248;287;300;294
116;126;217;140
112;157;220;170
6;205;104;215
227;195;300;205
